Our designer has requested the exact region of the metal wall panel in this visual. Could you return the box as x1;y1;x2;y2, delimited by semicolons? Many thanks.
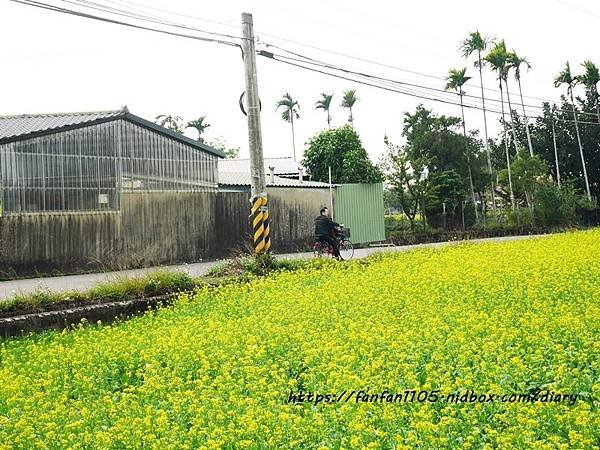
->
334;183;386;244
0;121;119;213
119;120;218;192
0;119;219;214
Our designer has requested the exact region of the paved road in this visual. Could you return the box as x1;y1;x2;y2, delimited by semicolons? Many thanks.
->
0;234;544;300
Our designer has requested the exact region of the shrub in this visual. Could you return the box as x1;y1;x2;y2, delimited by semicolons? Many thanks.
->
534;184;578;227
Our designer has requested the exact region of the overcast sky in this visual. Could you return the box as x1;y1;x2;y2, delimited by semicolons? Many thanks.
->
1;0;599;164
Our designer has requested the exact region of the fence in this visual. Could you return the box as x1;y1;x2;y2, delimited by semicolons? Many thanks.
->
334;183;385;244
0;188;330;278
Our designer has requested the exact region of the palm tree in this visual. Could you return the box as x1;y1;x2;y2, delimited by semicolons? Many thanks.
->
485;42;516;211
555;62;592;200
186;116;211;143
341;89;358;126
315;93;334;129
445;67;478;221
507;51;534;156
155;114;184;133
461;30;497;216
577;60;600;124
490;41;520;154
276;93;300;160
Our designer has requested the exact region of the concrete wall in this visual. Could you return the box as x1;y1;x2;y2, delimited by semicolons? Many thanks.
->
214;187;330;255
0;188;330;278
268;187;330;249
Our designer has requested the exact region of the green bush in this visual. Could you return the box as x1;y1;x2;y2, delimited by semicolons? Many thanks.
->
505;206;534;228
534;184;578;227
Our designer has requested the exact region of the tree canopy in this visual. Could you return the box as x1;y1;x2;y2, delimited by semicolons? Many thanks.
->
302;125;382;184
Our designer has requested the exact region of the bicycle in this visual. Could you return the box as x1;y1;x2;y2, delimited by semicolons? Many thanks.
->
312;224;354;260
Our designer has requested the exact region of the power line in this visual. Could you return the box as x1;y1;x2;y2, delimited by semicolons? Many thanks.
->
257;33;558;104
20;0;598;119
9;0;600;128
264;48;600;124
265;41;600;120
267;49;543;116
9;0;242;47
111;0;240;30
56;0;244;40
261;51;600;127
555;0;600;19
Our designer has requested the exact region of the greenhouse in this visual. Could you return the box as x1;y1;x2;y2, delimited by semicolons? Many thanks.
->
0;106;223;214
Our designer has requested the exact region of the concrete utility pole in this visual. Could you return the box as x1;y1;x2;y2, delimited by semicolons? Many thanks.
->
241;12;271;254
551;118;561;189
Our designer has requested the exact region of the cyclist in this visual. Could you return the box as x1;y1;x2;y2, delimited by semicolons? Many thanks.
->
314;207;341;259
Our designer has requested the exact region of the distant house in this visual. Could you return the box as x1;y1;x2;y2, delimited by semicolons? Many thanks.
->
0;106;224;214
218;172;331;193
218;157;310;181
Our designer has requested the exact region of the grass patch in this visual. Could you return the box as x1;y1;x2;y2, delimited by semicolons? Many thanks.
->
0;270;197;318
0;254;315;317
205;252;309;278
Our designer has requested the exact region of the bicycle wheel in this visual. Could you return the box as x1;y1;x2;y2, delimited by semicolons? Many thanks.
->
313;241;326;258
338;240;354;260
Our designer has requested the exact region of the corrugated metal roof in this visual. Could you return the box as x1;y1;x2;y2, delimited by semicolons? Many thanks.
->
0;107;127;140
219;157;303;175
0;106;225;158
219;171;330;188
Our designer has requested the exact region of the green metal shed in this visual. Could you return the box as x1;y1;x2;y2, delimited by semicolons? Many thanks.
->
334;183;385;244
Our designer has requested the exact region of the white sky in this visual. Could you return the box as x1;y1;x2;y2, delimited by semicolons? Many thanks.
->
1;0;599;164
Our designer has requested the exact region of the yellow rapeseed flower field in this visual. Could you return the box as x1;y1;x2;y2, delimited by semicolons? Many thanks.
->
1;231;599;449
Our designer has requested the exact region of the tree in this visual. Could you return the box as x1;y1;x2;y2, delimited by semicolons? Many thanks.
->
204;136;240;159
315;93;334;129
154;114;184;133
485;41;516;210
302;125;383;184
341;89;358;126
445;67;478;221
554;62;592;200
395;106;488;227
186;116;211;143
530;98;600;200
577;60;600;124
425;170;468;229
380;136;430;229
461;30;497;216
507;51;534;156
276;93;300;161
498;153;547;213
487;41;520;154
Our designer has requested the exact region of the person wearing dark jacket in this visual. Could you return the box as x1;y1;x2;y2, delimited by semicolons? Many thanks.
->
314;207;340;258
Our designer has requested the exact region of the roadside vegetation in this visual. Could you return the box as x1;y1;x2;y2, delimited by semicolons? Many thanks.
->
0;254;312;317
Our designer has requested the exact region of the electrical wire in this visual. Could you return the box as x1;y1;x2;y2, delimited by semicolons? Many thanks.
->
9;0;242;47
46;0;598;117
111;0;240;30
261;52;600;127
8;0;600;128
264;44;600;121
57;0;244;40
258;33;558;104
267;50;542;116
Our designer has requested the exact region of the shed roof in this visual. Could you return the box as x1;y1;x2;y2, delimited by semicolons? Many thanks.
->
219;157;303;175
0;106;225;157
219;171;331;188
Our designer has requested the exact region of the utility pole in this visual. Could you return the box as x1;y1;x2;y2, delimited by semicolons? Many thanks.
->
328;166;333;220
551;118;561;189
242;12;270;253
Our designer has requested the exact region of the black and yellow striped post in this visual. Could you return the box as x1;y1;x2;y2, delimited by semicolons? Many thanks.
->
250;195;271;254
